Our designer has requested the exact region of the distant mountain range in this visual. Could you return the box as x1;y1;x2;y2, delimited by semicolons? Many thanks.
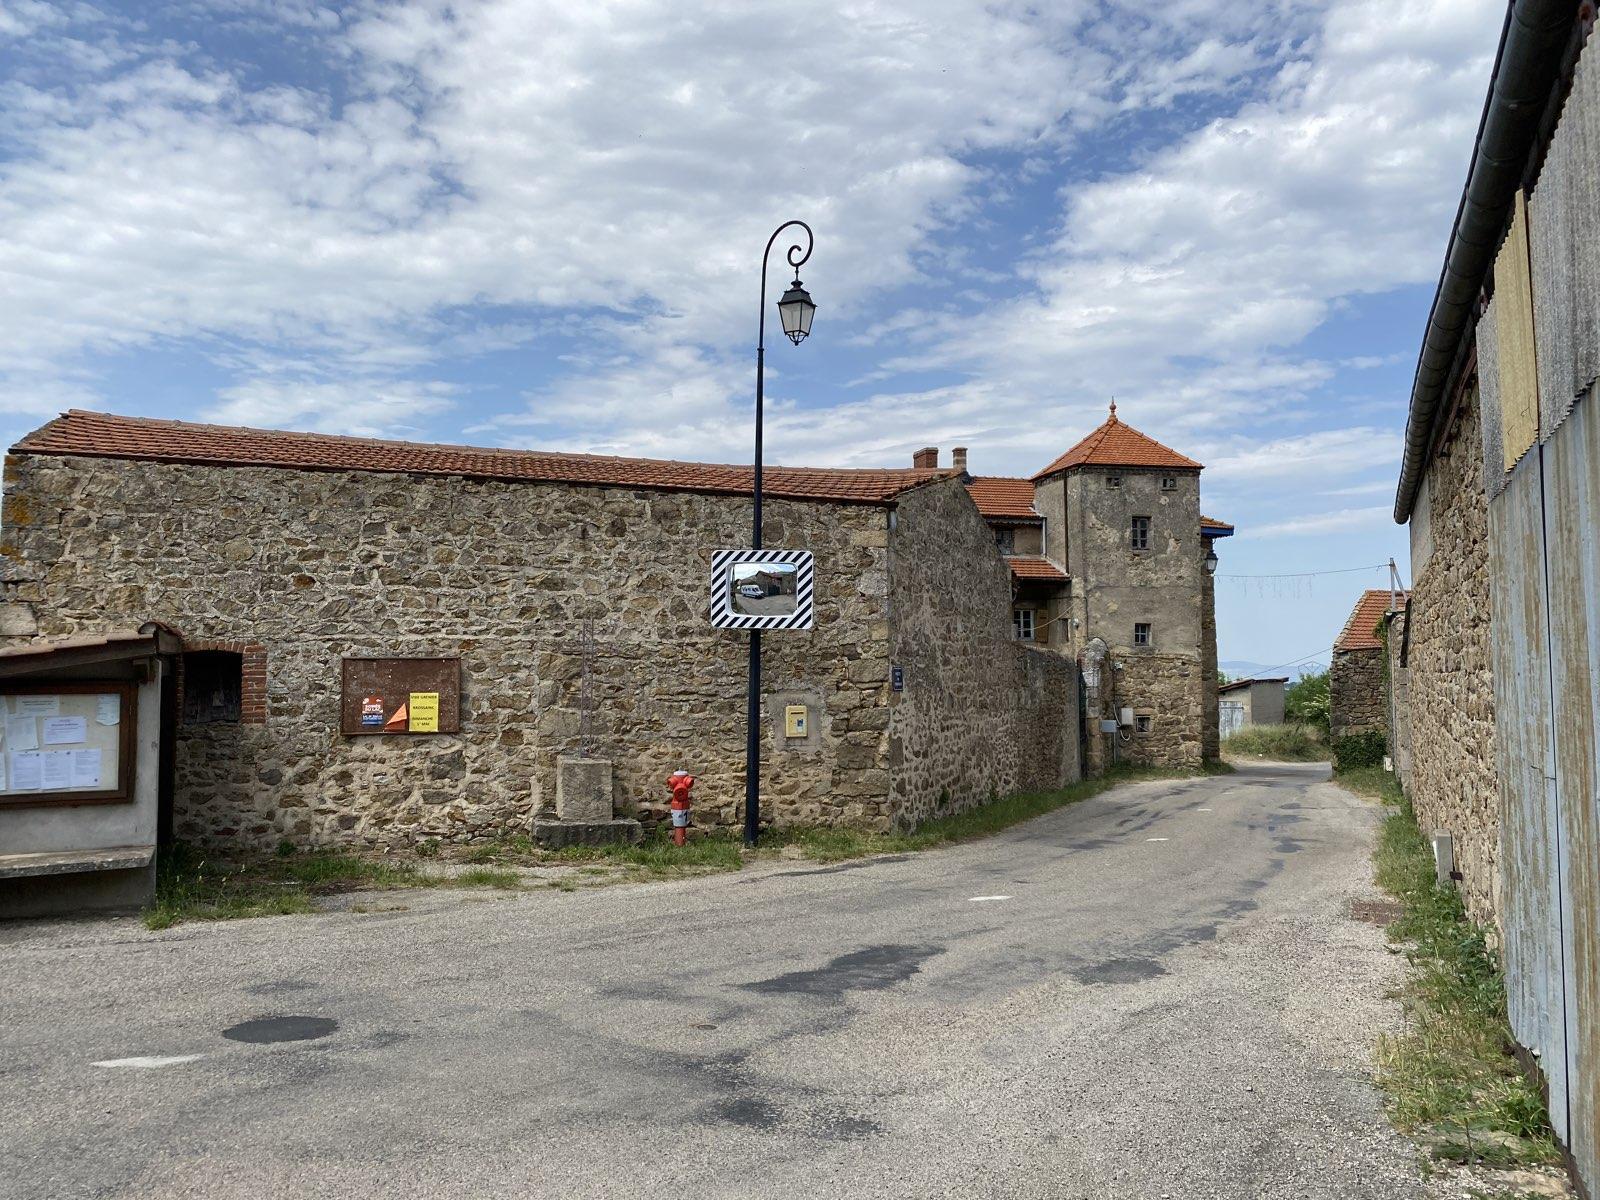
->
1220;659;1327;681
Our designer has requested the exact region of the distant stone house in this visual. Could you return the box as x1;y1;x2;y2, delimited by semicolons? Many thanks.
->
1216;677;1287;736
944;404;1234;768
0;411;1079;850
1328;589;1407;741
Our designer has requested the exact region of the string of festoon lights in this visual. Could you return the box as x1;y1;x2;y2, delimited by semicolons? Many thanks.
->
1213;561;1390;601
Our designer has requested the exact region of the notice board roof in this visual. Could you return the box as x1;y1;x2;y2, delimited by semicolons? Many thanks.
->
0;625;183;679
14;411;949;507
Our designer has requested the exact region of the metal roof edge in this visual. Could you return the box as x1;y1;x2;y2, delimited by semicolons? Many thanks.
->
1394;0;1583;523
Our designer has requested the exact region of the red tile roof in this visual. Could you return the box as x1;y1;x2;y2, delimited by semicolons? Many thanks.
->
12;411;946;506
1335;589;1410;652
1005;555;1068;583
970;476;1229;538
966;476;1041;521
1031;405;1202;478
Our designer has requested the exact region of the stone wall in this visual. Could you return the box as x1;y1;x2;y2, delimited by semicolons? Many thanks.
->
1114;653;1203;768
1406;392;1500;929
886;479;1079;825
1042;466;1207;771
1329;647;1386;740
0;453;900;848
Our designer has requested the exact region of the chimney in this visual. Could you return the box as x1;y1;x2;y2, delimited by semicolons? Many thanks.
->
912;446;939;469
951;447;968;473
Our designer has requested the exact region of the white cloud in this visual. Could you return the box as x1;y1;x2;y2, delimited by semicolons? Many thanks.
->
0;0;1324;443
206;378;459;438
1249;504;1393;538
1203;427;1402;484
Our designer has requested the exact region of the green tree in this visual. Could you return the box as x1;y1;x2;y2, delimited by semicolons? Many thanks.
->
1285;669;1330;735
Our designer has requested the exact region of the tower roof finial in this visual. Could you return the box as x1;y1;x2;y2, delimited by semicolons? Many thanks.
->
1109;396;1117;420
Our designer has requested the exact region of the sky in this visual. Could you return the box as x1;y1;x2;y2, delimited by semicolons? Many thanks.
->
0;0;1505;668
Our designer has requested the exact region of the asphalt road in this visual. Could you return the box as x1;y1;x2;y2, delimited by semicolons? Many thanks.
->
0;762;1424;1199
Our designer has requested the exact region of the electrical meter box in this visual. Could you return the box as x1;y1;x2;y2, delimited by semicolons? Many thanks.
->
784;705;808;738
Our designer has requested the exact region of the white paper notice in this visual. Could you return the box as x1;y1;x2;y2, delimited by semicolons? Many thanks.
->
9;751;42;791
13;696;60;718
42;716;88;746
95;695;120;726
41;751;72;790
69;749;102;789
5;716;37;752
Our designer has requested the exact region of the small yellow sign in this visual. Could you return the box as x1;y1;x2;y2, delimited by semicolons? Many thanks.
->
408;692;440;734
784;705;808;738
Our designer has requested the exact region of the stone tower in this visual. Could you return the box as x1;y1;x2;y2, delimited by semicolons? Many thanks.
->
1032;403;1213;768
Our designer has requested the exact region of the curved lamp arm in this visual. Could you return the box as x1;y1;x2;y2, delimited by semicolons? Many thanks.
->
758;219;814;352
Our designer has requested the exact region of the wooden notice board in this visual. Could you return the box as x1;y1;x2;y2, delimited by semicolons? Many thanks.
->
340;658;461;736
0;682;137;807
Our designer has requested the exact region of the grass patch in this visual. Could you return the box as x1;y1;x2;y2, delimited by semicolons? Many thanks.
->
538;833;748;873
451;867;522;889
767;763;1231;863
144;842;433;930
1357;771;1559;1168
1334;764;1399;802
1221;722;1329;762
146;763;1233;927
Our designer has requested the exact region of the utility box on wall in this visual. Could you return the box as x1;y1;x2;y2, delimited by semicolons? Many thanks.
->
770;689;823;754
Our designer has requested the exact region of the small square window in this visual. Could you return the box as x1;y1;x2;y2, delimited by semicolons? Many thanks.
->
1131;515;1150;551
1135;714;1153;734
1013;608;1036;641
1134;622;1152;647
994;527;1015;553
1107;474;1122;489
1161;476;1177;491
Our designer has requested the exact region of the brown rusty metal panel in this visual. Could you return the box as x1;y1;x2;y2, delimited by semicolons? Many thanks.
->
1488;456;1569;1142
339;657;461;736
1543;397;1600;1186
1481;296;1510;500
1497;191;1542;473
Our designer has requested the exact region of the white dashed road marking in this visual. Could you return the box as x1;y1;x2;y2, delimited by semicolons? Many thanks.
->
1146;837;1170;842
967;895;1012;902
92;1055;203;1069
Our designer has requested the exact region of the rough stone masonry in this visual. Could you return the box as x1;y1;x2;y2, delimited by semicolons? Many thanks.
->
0;413;1079;850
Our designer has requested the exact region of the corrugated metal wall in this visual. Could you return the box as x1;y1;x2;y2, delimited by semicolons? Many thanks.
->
1484;440;1569;1145
1472;40;1600;1179
1542;397;1600;1182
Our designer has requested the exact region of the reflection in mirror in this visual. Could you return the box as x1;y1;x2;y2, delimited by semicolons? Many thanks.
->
731;562;799;616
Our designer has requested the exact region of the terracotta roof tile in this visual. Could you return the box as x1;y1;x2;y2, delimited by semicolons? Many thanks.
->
966;477;1041;521
1005;555;1069;583
12;411;945;506
971;477;1229;538
1031;406;1202;478
1335;589;1410;652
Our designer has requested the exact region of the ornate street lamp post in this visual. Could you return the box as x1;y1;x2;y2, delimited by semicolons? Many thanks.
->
745;220;816;847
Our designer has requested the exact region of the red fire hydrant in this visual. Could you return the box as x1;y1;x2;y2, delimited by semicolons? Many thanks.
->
668;769;696;846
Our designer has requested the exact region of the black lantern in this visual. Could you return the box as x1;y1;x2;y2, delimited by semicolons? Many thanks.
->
1204;545;1219;575
777;278;816;345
